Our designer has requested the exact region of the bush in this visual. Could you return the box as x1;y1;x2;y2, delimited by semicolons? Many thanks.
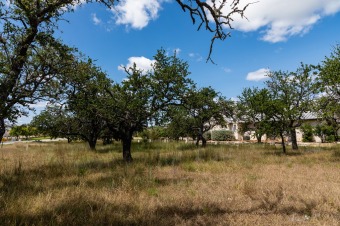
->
301;124;314;142
326;135;336;142
243;135;251;141
203;132;211;141
211;130;235;141
315;123;337;143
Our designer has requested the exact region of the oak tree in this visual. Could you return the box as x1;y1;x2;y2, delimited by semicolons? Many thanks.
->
316;44;340;141
103;49;193;162
265;64;318;150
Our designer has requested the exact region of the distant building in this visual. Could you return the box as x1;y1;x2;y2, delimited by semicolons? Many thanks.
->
209;117;243;140
209;112;338;143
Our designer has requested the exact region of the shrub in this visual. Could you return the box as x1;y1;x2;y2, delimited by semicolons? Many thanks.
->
243;135;251;141
203;132;211;141
326;135;336;142
211;130;235;141
301;124;314;142
315;123;337;143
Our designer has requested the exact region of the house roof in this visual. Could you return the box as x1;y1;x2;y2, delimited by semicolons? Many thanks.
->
301;112;320;120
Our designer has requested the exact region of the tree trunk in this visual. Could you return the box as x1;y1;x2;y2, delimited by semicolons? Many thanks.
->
280;132;286;154
195;136;200;146
290;128;298;150
196;127;206;147
202;135;207;147
122;136;133;162
0;118;5;143
88;138;97;150
256;134;262;143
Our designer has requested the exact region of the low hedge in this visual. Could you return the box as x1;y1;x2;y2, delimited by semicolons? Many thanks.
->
211;130;235;141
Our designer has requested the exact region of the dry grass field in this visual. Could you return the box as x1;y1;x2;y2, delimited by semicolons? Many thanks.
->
0;141;339;225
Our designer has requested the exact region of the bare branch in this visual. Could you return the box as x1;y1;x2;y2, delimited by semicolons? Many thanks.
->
176;0;255;63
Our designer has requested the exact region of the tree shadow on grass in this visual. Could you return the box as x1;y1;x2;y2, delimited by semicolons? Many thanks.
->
263;150;304;156
1;196;337;226
0;197;228;226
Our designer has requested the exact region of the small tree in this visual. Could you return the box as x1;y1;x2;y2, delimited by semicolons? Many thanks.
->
237;87;271;143
102;49;193;162
314;123;337;143
186;87;231;146
266;64;318;150
316;44;340;141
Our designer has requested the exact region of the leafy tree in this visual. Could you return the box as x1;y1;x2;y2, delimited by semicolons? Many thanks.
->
102;49;193;162
0;0;109;142
9;126;21;140
316;44;340;141
139;126;167;142
9;124;36;140
265;64;318;150
31;59;112;149
31;105;78;143
165;106;195;141
314;123;337;143
237;87;271;143
183;86;229;147
0;0;250;142
166;86;233;146
63;60;111;150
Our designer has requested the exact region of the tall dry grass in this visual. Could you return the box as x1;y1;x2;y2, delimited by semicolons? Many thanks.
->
0;141;339;225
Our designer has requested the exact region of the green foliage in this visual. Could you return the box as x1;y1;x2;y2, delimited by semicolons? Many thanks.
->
31;60;112;150
300;124;314;142
237;87;271;143
264;63;318;150
211;130;235;141
316;44;340;141
0;0;120;143
139;127;167;141
314;123;337;143
203;132;211;141
9;125;37;140
243;135;251;141
167;86;232;146
0;0;86;141
102;49;193;161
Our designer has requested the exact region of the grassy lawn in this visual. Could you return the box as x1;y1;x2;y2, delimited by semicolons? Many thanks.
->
0;141;339;225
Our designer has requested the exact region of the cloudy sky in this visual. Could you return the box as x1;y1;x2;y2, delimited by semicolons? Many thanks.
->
13;0;340;123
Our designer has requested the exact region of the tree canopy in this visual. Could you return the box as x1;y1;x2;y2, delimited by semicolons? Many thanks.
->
0;0;251;142
237;87;271;143
101;49;193;162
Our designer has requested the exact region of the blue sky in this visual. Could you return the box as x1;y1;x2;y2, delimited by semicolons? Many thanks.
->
15;0;340;124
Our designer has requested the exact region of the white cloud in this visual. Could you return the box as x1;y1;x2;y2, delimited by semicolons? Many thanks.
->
59;0;86;11
112;0;161;29
92;13;101;25
118;56;156;72
173;48;181;55
188;53;203;62
222;67;232;73
211;0;340;42
246;68;270;81
29;101;49;109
